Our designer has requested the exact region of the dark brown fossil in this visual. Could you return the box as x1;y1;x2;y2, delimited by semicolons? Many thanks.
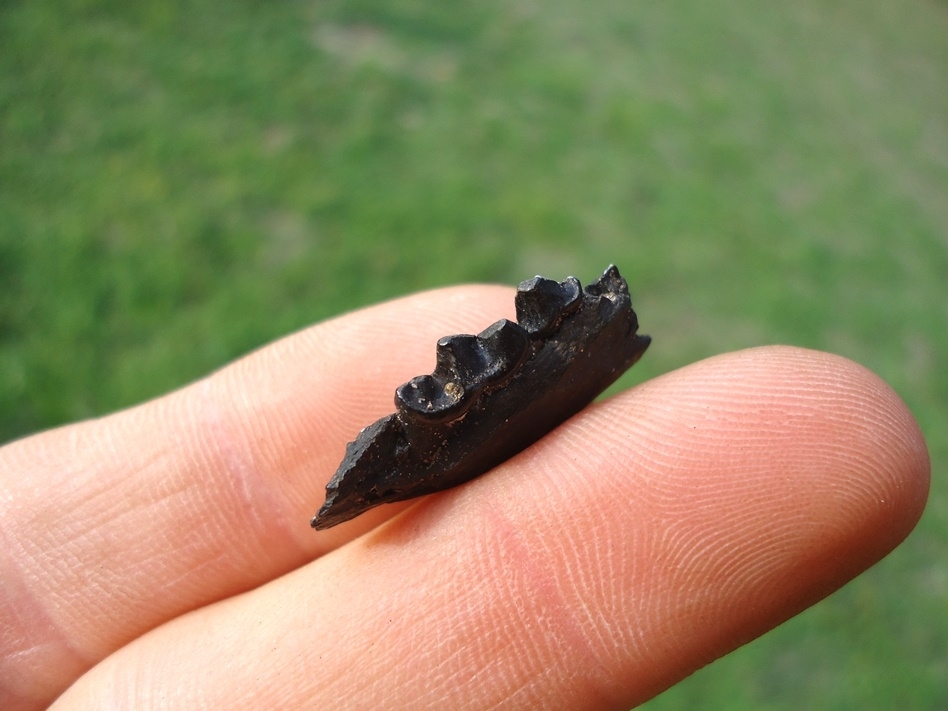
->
311;264;650;530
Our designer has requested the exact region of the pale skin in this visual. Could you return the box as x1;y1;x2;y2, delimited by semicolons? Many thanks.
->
0;285;931;710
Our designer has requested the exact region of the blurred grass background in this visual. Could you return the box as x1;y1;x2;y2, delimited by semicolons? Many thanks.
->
1;0;946;707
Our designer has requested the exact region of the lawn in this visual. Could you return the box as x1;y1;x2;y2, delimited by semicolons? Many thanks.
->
2;0;946;707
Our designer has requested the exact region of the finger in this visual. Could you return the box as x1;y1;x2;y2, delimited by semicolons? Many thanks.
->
0;285;514;710
51;347;929;710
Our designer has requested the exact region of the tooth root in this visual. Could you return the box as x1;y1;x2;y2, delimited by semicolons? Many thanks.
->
515;275;582;337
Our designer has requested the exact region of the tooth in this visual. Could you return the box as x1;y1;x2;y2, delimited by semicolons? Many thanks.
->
585;263;628;299
434;334;485;384
476;319;529;386
395;374;467;424
514;275;582;337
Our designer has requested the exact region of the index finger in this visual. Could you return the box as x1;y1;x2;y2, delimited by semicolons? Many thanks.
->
0;285;514;709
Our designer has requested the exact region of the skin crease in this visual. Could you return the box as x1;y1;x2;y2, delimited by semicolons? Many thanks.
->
0;286;930;710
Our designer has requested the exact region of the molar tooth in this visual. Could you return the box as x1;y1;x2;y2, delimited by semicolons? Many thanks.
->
515;275;582;337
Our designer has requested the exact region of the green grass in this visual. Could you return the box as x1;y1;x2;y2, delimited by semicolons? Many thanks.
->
2;0;947;707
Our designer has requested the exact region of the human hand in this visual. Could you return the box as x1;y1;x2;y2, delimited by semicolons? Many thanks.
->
0;285;930;710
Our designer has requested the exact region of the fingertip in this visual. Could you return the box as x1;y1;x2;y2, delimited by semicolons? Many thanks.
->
721;346;930;545
593;345;932;660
